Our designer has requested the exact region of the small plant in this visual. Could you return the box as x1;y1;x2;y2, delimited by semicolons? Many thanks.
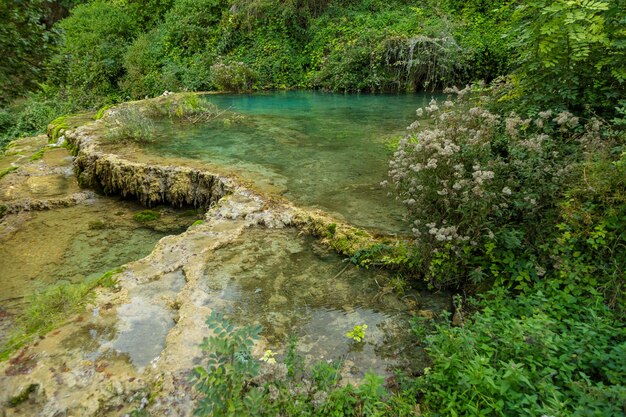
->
284;335;304;378
191;311;262;417
94;104;114;120
388;274;409;296
0;267;123;361
190;314;415;416
133;209;160;222
8;384;38;407
48;115;69;144
29;147;46;161
145;94;240;125
94;267;123;289
104;106;155;143
191;219;204;227
345;324;368;343
260;349;277;364
311;361;342;391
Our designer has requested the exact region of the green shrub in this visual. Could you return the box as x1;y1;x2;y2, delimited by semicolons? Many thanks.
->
121;28;175;98
0;0;54;102
510;0;626;116
0;93;71;149
191;311;263;417
306;5;469;92
192;312;419;417
552;150;626;310
55;1;139;106
210;60;257;92
145;94;239;125
420;286;626;416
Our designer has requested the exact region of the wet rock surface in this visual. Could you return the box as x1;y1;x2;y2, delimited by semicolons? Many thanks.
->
0;102;450;416
0;135;94;215
67;122;232;209
1;191;448;416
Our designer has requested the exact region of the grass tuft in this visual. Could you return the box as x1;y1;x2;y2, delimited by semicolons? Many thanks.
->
0;267;123;361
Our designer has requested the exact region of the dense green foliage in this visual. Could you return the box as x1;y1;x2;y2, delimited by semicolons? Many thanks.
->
53;0;140;107
511;0;626;114
1;0;519;147
389;85;623;293
421;286;625;416
0;0;52;102
0;0;87;102
382;2;626;415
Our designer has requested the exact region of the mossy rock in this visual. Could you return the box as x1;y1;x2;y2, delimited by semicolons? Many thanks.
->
47;112;97;144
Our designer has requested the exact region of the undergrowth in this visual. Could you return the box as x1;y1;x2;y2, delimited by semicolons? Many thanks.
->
191;311;420;417
419;286;626;416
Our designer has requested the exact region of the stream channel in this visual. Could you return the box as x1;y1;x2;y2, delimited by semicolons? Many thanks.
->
0;92;450;416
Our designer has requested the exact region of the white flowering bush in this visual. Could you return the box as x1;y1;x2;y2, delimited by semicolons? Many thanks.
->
387;85;605;287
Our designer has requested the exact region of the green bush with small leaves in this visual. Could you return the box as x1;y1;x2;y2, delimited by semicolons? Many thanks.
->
211;61;257;92
420;286;626;417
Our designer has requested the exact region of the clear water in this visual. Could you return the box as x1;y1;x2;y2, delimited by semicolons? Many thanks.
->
201;227;450;377
146;91;436;233
0;199;198;311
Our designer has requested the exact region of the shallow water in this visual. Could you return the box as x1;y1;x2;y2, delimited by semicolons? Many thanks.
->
0;198;198;311
202;227;449;377
146;91;436;233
